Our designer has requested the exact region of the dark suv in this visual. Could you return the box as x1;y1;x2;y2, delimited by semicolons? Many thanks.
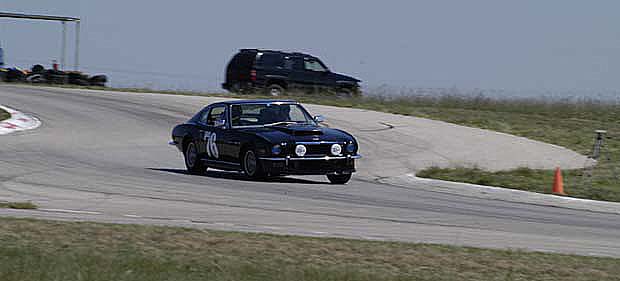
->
222;49;361;96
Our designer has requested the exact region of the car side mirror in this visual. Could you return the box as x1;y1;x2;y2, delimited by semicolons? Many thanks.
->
313;115;325;123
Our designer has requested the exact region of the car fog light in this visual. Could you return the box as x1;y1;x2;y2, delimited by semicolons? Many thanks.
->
272;144;282;155
331;144;342;155
295;144;307;156
346;143;356;153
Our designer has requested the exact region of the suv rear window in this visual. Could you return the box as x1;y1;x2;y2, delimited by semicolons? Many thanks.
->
230;52;256;71
256;53;284;68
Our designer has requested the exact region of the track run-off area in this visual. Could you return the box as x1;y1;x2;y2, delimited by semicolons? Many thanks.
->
0;84;618;257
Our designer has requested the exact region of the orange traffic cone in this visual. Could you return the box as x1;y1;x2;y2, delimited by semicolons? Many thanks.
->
552;167;566;195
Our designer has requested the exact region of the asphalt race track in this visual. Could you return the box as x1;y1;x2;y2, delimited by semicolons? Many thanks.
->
1;85;619;257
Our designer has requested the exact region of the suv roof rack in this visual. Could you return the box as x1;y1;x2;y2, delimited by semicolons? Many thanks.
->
239;49;310;56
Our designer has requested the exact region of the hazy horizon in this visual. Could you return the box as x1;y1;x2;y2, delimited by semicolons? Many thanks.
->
1;1;619;99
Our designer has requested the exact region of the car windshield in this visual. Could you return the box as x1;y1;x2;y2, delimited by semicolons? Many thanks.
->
230;103;314;127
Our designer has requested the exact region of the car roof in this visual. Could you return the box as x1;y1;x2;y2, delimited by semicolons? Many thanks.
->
216;99;299;105
239;49;314;58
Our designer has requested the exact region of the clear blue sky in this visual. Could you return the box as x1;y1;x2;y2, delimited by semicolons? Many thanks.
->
1;0;619;96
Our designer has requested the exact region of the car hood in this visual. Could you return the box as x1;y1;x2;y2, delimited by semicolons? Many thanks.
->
331;72;361;83
241;124;355;143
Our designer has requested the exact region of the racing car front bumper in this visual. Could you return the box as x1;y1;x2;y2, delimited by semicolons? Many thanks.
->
258;155;361;175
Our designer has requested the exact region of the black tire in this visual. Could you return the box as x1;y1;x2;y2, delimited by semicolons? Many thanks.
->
44;70;68;84
5;68;26;82
266;84;285;96
26;74;46;83
89;75;108;87
243;149;265;179
31;64;45;74
184;140;206;175
327;173;352;184
68;72;90;85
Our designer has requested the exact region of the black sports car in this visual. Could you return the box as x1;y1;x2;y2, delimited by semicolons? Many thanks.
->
170;100;361;184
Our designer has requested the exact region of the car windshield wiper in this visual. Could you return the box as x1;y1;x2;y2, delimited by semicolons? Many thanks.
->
265;121;298;127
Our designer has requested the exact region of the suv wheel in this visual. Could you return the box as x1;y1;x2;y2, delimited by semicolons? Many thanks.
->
335;87;354;98
231;82;242;93
267;84;285;96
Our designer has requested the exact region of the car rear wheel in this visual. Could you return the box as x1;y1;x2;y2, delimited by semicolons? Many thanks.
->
267;84;285;96
184;141;206;175
327;173;352;184
243;149;265;179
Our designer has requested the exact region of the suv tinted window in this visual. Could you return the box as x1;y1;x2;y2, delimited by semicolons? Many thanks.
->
284;57;304;70
235;52;256;71
257;53;284;68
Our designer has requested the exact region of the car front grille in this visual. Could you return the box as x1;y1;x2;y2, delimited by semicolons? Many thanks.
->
305;144;332;156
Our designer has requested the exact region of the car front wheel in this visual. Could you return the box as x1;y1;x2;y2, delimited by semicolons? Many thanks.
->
327;173;352;184
243;150;265;179
184;141;206;175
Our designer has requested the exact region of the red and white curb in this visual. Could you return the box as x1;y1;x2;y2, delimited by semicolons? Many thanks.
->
0;105;41;135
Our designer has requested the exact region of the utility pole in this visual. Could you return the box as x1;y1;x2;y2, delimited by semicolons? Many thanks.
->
74;20;80;71
61;21;67;70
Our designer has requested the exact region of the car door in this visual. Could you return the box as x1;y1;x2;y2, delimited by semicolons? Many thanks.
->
221;104;243;165
194;107;212;156
214;105;242;165
201;105;227;162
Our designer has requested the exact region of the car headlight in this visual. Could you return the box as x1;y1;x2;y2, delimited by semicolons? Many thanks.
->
346;143;356;153
331;144;342;155
272;144;282;155
295;144;307;156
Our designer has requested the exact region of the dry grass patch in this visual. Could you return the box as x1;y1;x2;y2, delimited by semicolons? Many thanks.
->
0;107;9;121
0;202;37;209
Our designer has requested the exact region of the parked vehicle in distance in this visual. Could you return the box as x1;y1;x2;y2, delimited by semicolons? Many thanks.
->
222;49;361;97
170;100;361;184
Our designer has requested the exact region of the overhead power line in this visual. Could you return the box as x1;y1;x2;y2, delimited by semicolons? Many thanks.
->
0;12;79;22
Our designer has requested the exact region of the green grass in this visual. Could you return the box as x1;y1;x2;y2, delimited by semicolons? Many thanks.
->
20;83;620;201
0;217;618;281
404;97;620;202
417;167;620;202
0;107;9;121
0;202;37;209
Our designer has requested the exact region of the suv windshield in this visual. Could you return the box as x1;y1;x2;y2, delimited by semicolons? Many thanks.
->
231;103;314;127
304;59;328;72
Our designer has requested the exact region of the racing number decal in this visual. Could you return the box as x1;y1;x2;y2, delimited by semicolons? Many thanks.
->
203;131;219;159
208;132;219;159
